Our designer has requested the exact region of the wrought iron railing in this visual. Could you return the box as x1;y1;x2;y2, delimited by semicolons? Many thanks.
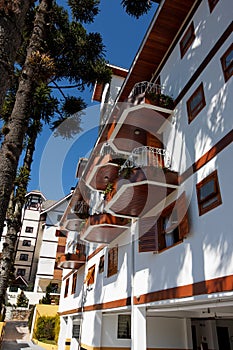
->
119;146;171;171
129;81;164;98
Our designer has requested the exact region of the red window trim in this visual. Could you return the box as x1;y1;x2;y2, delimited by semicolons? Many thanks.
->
196;170;222;216
187;82;206;123
180;22;195;58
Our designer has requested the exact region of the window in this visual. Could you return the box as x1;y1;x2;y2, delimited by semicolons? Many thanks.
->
221;43;233;82
180;22;195;58
17;268;26;276
22;240;31;247
19;254;29;261
139;192;189;253
196;170;222;216
57;245;65;253
117;315;131;339
72;273;77;294
64;278;69;298
107;246;118;277
98;255;105;273
208;0;219;12
25;226;33;233
84;265;95;286
187;83;206;123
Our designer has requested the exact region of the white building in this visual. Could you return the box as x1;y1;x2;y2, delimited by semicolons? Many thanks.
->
58;1;233;349
1;190;71;305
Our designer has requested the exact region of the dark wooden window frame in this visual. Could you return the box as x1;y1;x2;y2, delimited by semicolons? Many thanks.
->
64;278;69;298
98;255;105;273
180;22;195;58
139;192;189;253
107;246;118;277
196;170;222;216
208;0;219;13
221;43;233;82
71;273;77;294
187;83;206;123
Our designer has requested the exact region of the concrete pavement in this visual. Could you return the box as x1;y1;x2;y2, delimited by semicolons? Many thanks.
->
1;321;44;349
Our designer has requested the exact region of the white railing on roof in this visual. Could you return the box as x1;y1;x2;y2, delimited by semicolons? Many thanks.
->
120;146;171;171
130;81;164;98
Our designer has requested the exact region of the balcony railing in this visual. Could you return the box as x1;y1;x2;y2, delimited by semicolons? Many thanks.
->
130;81;164;98
72;201;89;219
119;146;171;172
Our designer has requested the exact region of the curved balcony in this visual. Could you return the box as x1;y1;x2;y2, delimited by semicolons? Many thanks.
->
58;245;86;269
80;213;130;244
105;147;178;218
106;82;174;153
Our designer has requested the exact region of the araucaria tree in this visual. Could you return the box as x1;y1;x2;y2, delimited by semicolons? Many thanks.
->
0;0;156;314
0;0;111;313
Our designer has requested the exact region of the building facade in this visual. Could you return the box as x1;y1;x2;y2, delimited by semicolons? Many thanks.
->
58;1;233;349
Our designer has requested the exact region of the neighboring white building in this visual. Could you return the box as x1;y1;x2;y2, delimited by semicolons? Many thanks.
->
33;193;71;295
58;1;233;350
0;190;71;305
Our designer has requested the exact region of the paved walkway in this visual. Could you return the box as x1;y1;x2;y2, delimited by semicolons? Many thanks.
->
1;321;44;349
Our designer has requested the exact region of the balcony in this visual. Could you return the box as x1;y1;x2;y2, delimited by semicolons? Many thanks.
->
63;197;89;232
105;82;174;153
57;244;86;269
105;146;179;217
80;213;130;244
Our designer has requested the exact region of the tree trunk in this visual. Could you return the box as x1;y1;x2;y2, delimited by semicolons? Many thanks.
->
0;120;40;315
0;0;34;109
0;0;51;238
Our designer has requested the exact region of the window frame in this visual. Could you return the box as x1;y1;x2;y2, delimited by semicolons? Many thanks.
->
64;278;69;298
85;265;95;286
19;253;29;261
208;0;219;13
221;43;233;82
139;192;189;253
180;22;195;58
17;268;26;276
107;246;118;277
22;239;31;247
117;314;131;339
25;226;33;233
187;83;206;123
71;273;77;294
98;255;105;273
196;170;222;216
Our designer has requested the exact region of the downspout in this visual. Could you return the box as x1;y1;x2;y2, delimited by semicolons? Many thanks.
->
131;219;136;350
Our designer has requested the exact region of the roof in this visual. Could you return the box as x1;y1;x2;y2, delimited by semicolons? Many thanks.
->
92;64;128;102
118;0;198;102
25;190;46;201
40;193;72;214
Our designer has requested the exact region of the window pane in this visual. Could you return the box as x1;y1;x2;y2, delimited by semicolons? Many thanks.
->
118;315;131;339
180;22;195;58
225;50;233;68
190;91;202;112
199;179;216;201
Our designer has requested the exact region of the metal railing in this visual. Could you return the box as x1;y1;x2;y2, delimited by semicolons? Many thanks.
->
120;146;171;171
129;81;164;98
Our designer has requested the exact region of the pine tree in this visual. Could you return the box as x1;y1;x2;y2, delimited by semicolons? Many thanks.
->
17;290;29;308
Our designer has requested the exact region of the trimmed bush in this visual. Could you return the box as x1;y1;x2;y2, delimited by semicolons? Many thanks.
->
35;315;60;343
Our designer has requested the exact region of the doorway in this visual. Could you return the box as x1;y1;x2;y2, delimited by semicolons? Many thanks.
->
216;326;231;350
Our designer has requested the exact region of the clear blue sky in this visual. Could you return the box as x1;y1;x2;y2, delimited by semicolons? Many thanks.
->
28;0;157;200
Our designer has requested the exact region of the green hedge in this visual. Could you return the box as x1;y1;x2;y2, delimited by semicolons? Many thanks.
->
35;315;60;342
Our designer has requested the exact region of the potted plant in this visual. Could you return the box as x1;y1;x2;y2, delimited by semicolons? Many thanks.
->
145;91;174;109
